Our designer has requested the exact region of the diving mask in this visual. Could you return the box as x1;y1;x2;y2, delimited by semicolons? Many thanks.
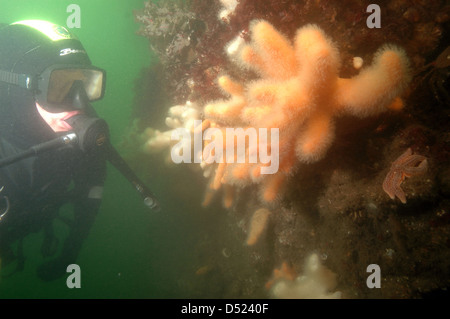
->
0;64;106;112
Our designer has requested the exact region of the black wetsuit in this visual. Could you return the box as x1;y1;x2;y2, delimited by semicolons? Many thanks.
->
0;85;106;281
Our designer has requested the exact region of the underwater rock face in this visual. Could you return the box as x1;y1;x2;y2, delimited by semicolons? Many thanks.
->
130;0;450;299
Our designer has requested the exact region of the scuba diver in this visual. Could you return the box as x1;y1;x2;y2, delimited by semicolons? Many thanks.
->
0;20;159;281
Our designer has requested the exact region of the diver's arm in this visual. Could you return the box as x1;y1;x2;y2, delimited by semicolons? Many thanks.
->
57;191;103;263
37;151;106;281
61;150;107;261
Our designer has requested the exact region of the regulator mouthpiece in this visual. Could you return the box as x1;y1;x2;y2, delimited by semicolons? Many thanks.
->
65;114;109;152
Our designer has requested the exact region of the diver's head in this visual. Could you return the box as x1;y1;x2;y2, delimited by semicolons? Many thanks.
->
0;20;106;114
0;20;108;147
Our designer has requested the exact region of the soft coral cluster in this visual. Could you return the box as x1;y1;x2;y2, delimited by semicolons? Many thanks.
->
198;20;411;205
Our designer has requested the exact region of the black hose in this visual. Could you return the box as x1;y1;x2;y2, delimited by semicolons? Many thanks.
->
0;132;160;211
105;144;160;211
0;133;77;168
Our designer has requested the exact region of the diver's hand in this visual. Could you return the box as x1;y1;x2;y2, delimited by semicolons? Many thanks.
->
37;258;68;281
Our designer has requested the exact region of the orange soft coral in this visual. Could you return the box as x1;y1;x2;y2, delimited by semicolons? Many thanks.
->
199;20;411;206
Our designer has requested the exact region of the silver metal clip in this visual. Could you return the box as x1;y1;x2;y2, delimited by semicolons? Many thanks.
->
0;186;10;222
